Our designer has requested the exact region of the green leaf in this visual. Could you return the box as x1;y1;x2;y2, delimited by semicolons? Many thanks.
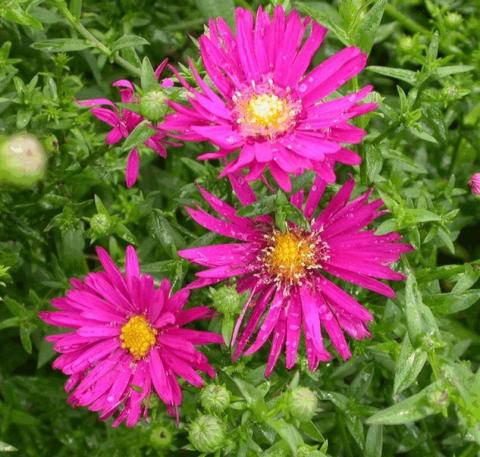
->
140;57;158;92
354;0;387;53
19;325;33;354
58;228;87;275
180;157;209;176
344;414;364;450
122;121;152;151
233;378;266;408
94;195;109;215
147;213;184;256
364;425;383;457
31;38;93;52
366;147;383;182
0;317;20;330
302;421;325;443
296;2;350;46
0;441;17;452
0;3;43;29
434;65;475;78
367;382;442;425
37;340;55;368
270;420;304;454
3;297;25;317
221;316;234;346
69;0;82;19
423;290;480;315
195;0;235;28
409;126;438;144
112;35;150;52
404;273;427;347
366;66;417;85
394;335;428;395
402;208;442;224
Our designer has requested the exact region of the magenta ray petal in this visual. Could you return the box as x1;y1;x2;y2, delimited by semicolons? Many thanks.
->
39;245;222;426
182;179;412;375
166;5;376;187
78;64;175;188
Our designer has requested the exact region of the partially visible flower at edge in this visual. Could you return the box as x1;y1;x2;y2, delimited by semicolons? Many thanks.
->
179;176;413;376
78;59;177;188
469;173;480;195
39;245;223;427
161;6;377;192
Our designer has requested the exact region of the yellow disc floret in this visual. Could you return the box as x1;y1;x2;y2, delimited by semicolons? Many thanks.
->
247;94;290;128
264;231;317;283
120;315;157;359
235;91;300;139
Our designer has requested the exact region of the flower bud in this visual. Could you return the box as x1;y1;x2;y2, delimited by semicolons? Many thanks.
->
263;446;289;457
445;12;462;27
469;173;480;195
149;424;174;449
0;133;47;187
398;35;414;53
90;213;113;237
297;444;324;457
140;90;169;122
288;387;318;422
188;415;225;454
210;285;242;315
200;384;230;414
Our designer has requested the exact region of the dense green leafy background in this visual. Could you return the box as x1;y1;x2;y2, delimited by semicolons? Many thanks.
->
0;0;479;456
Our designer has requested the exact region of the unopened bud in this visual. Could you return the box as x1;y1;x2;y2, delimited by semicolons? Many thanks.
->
398;35;414;52
188;415;225;454
200;384;230;414
90;213;113;237
210;285;242;315
297;444;324;457
140;90;169;122
288;387;318;422
0;133;47;187
469;173;480;195
149;424;174;449
445;12;462;27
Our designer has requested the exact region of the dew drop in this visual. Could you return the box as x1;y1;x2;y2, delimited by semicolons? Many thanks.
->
298;83;308;93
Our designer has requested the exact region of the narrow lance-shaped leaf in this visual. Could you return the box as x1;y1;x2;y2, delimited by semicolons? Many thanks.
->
394;334;428;395
367;381;444;425
354;0;387;53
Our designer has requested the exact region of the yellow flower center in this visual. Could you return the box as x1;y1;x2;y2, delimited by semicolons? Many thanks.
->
120;315;157;359
235;92;300;139
247;94;289;127
264;231;317;283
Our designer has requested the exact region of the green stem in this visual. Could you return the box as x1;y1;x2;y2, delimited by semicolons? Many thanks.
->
385;4;431;36
56;3;141;77
162;18;205;32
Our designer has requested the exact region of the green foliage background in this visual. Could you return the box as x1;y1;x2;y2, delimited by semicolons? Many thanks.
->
0;0;479;455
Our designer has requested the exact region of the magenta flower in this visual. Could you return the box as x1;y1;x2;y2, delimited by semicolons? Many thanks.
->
161;6;377;192
469;173;480;195
40;246;223;427
179;177;412;376
78;60;175;188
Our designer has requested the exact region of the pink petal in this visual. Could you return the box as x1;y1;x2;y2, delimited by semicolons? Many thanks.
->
125;148;140;188
244;288;285;355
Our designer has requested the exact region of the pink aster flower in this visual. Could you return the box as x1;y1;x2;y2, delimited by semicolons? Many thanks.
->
78;60;176;188
39;245;223;427
179;177;412;376
161;6;377;192
469;173;480;195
